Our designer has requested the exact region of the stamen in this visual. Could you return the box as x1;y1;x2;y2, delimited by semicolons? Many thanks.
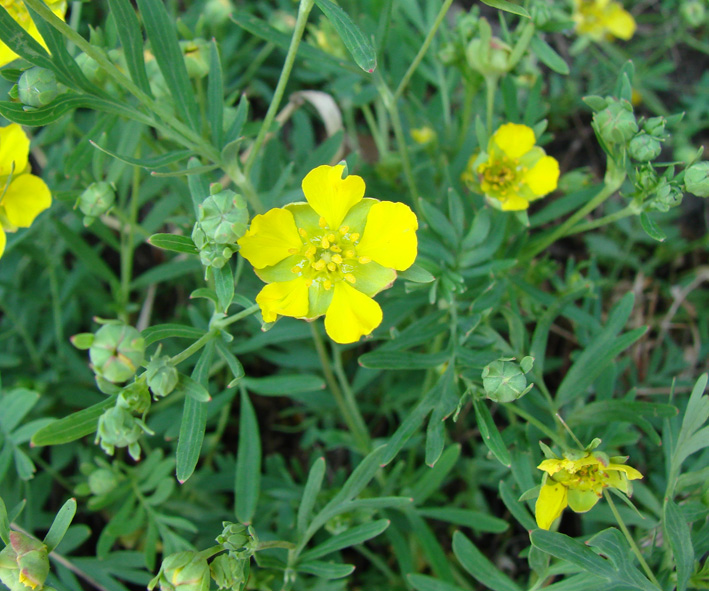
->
358;256;371;264
344;274;356;284
327;262;337;272
312;260;326;271
344;249;355;258
339;225;349;234
305;245;317;258
330;245;342;253
321;237;330;249
331;254;343;264
305;279;313;287
318;216;328;228
323;279;332;290
350;232;360;242
290;265;301;274
327;233;336;242
298;227;308;238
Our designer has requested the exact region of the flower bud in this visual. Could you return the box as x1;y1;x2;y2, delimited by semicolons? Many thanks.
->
195;190;249;245
117;378;151;415
411;126;436;145
643;116;666;137
146;356;179;399
650;181;683;212
88;468;119;496
155;551;210;591
466;36;512;77
0;532;49;591
481;358;533;403
181;40;210;79
204;0;233;25
684;161;709;197
210;554;245;590
629;133;662;161
593;99;638;145
77;182;115;223
216;522;256;556
681;0;706;27
89;323;145;384
531;2;551;27
96;406;143;459
17;67;59;108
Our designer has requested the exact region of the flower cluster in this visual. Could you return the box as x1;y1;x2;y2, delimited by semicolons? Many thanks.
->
462;123;559;211
0;124;52;259
534;442;643;530
0;0;67;67
238;164;418;344
572;0;636;42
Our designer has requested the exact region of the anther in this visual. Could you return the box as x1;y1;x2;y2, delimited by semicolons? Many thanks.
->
350;233;360;242
339;225;349;234
344;249;355;258
327;262;337;272
290;265;301;274
330;245;342;253
327;233;336;243
298;227;308;238
305;245;317;258
305;279;313;287
318;216;328;228
344;274;356;284
358;256;371;264
321;237;330;249
331;254;343;264
312;260;326;271
323;279;332;290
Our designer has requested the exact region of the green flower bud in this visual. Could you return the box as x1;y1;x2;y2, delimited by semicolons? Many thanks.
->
76;52;106;86
531;2;551;27
0;532;49;591
684;161;709;197
88;468;119;496
78;182;115;222
216;522;256;556
157;551;210;591
629;133;662;161
210;554;245;590
196;190;248;245
118;378;151;414
650;181;683;212
481;358;533;403
466;37;512;77
204;0;234;25
18;67;59;108
593;99;638;145
194;240;236;269
643;116;666;137
89;323;145;384
146;356;179;399
96;406;143;459
181;40;210;79
681;0;706;27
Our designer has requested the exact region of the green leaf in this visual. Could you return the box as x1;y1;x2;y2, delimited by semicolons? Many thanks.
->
0;388;40;433
0;94;142;126
398;264;435;283
215;340;245;387
664;500;694;591
299;519;390;562
0;497;9;545
480;0;530;18
0;4;55;72
411;444;460;505
178;374;211;402
409;574;467;591
207;40;224;149
31;396;117;446
417;507;508;533
213;263;234;313
498;481;536;531
453;531;522;591
176;342;213;483
639;212;666;242
297;457;326;535
107;0;152;95
54;219;119;288
235;389;261;525
313;0;376;72
44;498;77;552
530;35;569;75
148;233;198;255
135;0;200;130
242;374;326;396
473;398;511;467
90;142;194;170
141;324;205;347
224;93;249;146
358;350;451;370
297;561;355;579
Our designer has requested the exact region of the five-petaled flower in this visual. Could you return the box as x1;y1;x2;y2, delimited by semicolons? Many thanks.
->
572;0;636;42
461;123;559;211
0;123;52;259
0;0;67;67
237;164;418;344
534;444;643;530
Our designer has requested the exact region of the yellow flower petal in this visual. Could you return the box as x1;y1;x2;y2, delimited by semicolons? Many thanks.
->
0;2;66;68
0;226;5;259
324;282;382;344
606;4;635;40
607;463;643;481
499;192;529;211
255;278;309;323
524;155;560;197
535;482;568;530
301;164;365;230
537;458;566;476
238;208;302;269
1;174;51;228
356;201;418;271
567;488;601;513
0;123;30;177
492;123;536;159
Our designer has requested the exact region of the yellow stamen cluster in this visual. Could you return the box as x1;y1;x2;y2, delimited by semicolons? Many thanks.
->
478;155;527;197
290;221;370;290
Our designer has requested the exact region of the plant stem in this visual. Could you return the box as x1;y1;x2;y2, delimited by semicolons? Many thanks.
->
243;0;315;178
169;330;217;367
561;204;636;236
504;404;566;449
310;323;370;453
605;491;661;589
220;304;260;328
485;75;497;135
393;0;455;101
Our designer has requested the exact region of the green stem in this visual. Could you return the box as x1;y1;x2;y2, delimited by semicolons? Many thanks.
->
485;75;497;135
504;404;566;449
310;323;370;453
605;491;661;589
220;304;260;328
393;0;455;101
331;342;371;450
169;330;217;367
243;0;315;178
119;154;142;321
561;204;636;236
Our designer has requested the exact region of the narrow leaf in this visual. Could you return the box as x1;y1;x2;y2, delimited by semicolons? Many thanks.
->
44;498;77;552
664;500;693;591
299;519;390;562
313;0;377;72
235;389;261;525
453;531;522;591
148;234;199;255
480;0;530;18
107;0;152;95
530;35;569;75
297;457;326;535
32;396;117;446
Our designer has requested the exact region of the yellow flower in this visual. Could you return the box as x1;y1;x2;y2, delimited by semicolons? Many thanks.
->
0;123;52;258
238;164;418;344
572;0;636;42
411;127;436;145
534;446;643;530
0;0;67;67
461;123;559;211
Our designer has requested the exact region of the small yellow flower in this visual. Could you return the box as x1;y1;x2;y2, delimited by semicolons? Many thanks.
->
238;164;418;344
411;127;436;145
572;0;636;42
534;445;643;530
461;123;559;211
0;0;67;67
0;124;52;259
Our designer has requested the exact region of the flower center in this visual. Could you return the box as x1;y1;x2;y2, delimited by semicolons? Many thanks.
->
1;0;29;24
288;217;370;290
478;156;526;197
